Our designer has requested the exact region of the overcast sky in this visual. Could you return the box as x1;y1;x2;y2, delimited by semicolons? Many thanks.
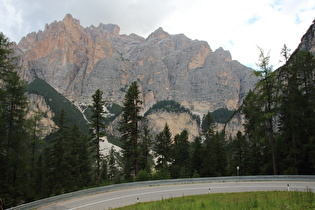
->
1;0;314;69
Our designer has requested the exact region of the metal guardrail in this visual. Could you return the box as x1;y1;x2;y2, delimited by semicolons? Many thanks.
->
8;175;315;209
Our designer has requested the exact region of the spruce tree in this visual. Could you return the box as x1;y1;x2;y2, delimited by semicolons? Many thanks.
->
118;81;142;181
76;131;93;187
278;50;315;174
67;124;92;190
45;109;69;195
200;112;215;176
254;47;278;175
138;125;153;173
108;146;118;181
191;136;203;177
201;112;227;177
0;33;30;207
153;123;172;170
242;90;269;175
170;130;191;178
228;131;250;176
90;89;106;184
27;111;45;199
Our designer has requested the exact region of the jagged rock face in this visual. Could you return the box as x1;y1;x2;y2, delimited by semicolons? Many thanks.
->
27;93;57;137
296;20;315;54
146;111;200;142
17;14;257;117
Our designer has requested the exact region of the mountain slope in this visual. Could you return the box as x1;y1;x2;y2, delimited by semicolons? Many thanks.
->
14;14;262;140
26;78;89;132
17;14;257;116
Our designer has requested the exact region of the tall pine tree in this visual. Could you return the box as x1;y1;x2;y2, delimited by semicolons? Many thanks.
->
0;33;30;207
278;50;315;174
254;47;278;175
201;112;226;177
170;129;191;178
153;123;172;170
191;136;203;177
45;109;70;195
90;89;106;184
138;125;153;173
118;81;142;181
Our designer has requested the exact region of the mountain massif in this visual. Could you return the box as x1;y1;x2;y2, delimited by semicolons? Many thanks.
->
16;14;258;139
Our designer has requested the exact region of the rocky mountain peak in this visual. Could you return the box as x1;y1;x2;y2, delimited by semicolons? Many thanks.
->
213;47;232;61
147;27;170;40
97;23;120;36
16;14;258;139
62;13;81;26
296;19;315;54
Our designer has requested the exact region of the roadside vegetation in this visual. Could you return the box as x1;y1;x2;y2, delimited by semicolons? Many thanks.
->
117;190;315;210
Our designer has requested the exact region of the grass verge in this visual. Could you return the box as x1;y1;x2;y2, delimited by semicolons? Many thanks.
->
116;190;314;210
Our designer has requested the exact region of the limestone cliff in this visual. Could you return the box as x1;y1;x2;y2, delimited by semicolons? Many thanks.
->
27;93;57;137
16;14;258;139
17;14;256;111
295;19;315;54
146;111;200;142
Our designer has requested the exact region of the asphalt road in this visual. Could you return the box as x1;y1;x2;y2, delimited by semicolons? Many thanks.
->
40;181;315;210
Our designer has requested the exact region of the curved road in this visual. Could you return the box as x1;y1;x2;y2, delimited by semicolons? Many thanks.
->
40;181;315;210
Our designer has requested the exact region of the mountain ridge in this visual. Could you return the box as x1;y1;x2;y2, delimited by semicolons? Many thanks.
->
17;14;256;113
15;14;259;139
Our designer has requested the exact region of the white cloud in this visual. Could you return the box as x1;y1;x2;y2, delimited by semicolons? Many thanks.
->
0;0;314;69
160;0;315;69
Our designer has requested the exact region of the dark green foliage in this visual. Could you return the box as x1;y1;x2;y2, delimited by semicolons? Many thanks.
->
277;50;315;175
107;103;123;116
90;89;106;184
118;81;143;181
191;137;203;176
211;108;235;124
135;169;151;181
104;103;123;124
242;90;270;175
240;48;315;175
254;48;278;175
138;125;153;173
226;131;250;176
144;100;187;115
152;165;171;180
26;77;89;132
153;123;173;171
43;113;93;196
107;146;119;182
107;134;123;147
202;132;227;177
45;109;70;195
201;112;227;177
144;100;200;126
0;33;30;207
170;130;191;178
0;32;15;73
84;102;123;147
201;112;215;135
67;124;92;189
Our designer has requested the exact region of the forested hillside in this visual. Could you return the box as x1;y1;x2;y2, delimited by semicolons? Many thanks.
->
239;47;315;175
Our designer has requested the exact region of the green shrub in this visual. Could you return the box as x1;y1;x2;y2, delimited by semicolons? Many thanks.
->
135;170;151;181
